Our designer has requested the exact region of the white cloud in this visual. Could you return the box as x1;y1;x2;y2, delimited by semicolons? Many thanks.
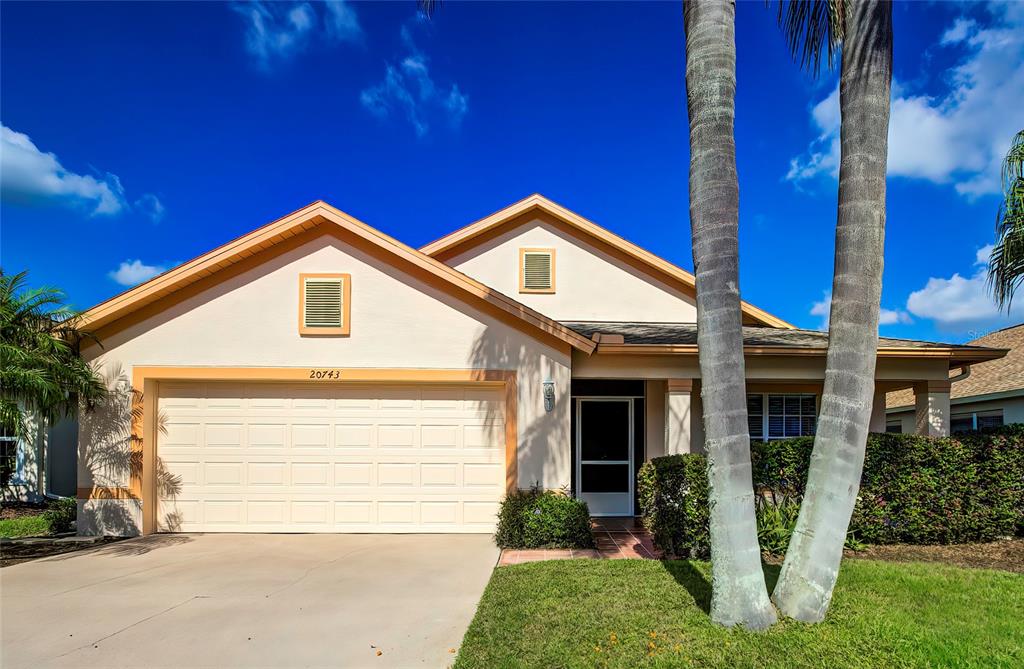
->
905;244;1024;332
940;18;977;45
809;293;832;330
1;125;127;216
134;193;165;223
975;243;994;266
109;259;167;286
808;290;912;331
360;16;468;136
787;5;1024;198
233;1;361;71
879;308;914;326
324;0;361;44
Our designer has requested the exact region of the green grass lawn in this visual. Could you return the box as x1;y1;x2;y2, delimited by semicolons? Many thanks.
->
0;514;51;538
455;559;1023;669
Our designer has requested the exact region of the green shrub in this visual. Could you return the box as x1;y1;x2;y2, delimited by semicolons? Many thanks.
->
495;487;539;548
43;496;77;533
755;494;801;557
851;426;1024;544
640;426;1024;555
755;494;864;556
637;454;709;557
495;487;594;549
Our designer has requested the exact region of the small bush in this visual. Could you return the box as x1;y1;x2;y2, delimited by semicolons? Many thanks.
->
755;494;863;556
495;487;594;549
637;454;709;557
43;497;77;534
755;494;801;557
640;426;1024;555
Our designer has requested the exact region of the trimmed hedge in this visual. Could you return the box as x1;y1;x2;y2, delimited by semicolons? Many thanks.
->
495;487;595;549
638;425;1024;556
636;452;709;557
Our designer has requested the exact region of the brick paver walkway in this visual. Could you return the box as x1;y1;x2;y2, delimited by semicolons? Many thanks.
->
498;517;662;566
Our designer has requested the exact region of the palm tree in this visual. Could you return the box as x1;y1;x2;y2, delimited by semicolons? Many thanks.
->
987;130;1024;310
1;269;107;490
684;0;777;630
770;0;892;622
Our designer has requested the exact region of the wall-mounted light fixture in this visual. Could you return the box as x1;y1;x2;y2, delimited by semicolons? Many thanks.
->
543;379;555;412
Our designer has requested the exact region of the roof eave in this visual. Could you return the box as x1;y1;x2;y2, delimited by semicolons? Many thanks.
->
77;201;597;354
594;343;1008;366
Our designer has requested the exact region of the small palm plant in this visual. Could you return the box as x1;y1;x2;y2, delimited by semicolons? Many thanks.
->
988;130;1024;310
0;269;107;442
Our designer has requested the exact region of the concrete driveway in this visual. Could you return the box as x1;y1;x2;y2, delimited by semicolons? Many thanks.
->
1;533;498;668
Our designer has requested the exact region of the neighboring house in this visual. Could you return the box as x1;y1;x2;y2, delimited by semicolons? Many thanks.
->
886;323;1024;434
70;195;1007;535
1;414;78;503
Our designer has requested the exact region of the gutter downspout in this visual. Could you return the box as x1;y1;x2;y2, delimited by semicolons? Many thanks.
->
949;365;971;384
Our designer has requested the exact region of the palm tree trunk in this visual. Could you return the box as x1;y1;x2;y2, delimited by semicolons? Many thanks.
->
684;0;777;630
772;0;892;623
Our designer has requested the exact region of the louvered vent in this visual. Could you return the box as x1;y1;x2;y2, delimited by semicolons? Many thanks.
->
522;251;553;290
303;278;344;328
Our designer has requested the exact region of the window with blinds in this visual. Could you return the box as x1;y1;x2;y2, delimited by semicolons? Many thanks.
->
747;393;817;440
519;248;555;293
299;273;350;335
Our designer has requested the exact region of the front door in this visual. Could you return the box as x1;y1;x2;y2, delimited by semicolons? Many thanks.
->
575;398;633;516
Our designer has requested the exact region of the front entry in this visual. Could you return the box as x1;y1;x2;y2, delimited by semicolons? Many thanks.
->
575;398;634;516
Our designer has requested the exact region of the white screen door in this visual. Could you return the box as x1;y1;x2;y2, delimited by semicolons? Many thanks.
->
575;398;633;516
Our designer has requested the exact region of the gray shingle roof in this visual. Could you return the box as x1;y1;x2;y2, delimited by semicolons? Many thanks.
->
887;323;1024;408
561;321;999;351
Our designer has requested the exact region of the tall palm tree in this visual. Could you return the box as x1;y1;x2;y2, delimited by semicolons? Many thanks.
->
988;130;1024;310
770;0;892;622
1;270;107;489
684;0;777;630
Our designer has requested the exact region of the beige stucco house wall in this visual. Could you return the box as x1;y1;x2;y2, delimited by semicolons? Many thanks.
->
77;230;577;535
446;216;699;322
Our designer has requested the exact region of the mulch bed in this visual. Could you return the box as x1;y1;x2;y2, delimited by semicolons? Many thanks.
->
1;536;125;568
843;538;1024;574
0;502;48;521
762;538;1024;574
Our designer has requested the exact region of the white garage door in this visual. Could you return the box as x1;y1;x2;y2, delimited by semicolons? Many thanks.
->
157;382;506;533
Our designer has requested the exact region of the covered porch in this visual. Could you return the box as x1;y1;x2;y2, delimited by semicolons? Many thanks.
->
563;322;1006;517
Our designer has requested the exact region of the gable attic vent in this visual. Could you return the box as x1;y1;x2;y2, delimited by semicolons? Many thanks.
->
521;249;554;292
300;274;350;334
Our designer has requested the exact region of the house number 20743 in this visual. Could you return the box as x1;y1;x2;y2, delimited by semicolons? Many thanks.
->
308;369;342;379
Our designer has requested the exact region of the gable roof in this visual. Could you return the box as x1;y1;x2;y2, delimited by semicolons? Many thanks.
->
420;194;795;329
887;323;1024;409
77;201;597;353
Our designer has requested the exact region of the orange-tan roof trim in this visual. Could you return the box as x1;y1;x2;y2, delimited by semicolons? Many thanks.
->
420;194;795;329
78;201;597;353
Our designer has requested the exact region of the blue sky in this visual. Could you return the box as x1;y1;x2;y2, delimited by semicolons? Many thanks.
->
2;1;1022;343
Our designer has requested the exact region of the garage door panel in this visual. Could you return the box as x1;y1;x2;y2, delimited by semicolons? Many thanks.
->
158;382;505;533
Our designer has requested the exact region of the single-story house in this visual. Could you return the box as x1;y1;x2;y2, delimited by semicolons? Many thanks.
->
886;323;1023;433
1;415;77;503
69;195;1007;536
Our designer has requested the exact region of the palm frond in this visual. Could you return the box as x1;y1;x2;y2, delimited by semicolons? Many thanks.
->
1;268;108;438
418;0;441;19
772;0;845;76
988;130;1024;311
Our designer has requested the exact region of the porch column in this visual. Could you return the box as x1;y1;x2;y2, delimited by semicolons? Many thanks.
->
869;388;887;433
664;379;693;455
914;380;950;437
